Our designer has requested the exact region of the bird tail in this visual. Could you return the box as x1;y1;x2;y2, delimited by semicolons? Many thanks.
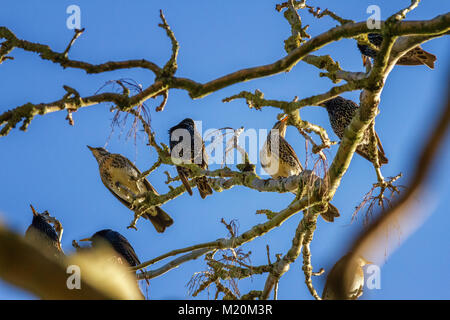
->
195;176;213;199
378;151;389;165
398;47;436;69
355;146;388;165
143;207;174;233
320;203;340;223
177;167;193;196
417;49;436;69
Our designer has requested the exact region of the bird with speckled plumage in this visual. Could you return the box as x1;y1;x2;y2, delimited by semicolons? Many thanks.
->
87;146;173;233
169;118;213;199
25;205;64;258
260;116;340;222
357;33;436;69
321;96;388;165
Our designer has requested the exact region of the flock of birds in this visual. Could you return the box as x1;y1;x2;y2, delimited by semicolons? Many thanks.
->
22;33;436;299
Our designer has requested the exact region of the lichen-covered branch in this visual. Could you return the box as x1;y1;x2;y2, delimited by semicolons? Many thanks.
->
1;14;447;137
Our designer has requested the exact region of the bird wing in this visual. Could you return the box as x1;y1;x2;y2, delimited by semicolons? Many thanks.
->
104;182;134;208
102;157;157;208
110;233;141;266
397;46;436;69
122;157;158;194
281;137;304;171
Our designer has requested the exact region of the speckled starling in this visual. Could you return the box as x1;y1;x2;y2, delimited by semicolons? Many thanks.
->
25;205;64;257
260;116;340;222
357;33;436;69
322;253;372;300
88;146;173;233
321;96;388;165
169;118;213;199
80;229;141;267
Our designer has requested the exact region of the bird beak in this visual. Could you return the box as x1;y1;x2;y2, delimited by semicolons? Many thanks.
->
87;145;94;151
280;115;289;123
30;204;39;217
79;237;92;242
362;54;368;67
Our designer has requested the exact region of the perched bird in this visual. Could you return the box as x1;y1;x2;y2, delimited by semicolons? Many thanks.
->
80;229;141;267
87;146;173;233
25;205;64;257
357;33;436;69
322;253;372;300
260;116;340;222
169;118;213;199
321;96;388;165
80;229;149;290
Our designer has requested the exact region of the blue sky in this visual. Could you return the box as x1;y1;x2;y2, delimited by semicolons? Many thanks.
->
0;1;449;299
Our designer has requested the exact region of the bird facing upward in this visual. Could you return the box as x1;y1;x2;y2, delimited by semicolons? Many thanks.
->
87;146;173;233
260;115;303;179
25;205;64;257
80;229;141;267
321;96;388;165
357;33;436;69
169;118;213;199
260;116;340;222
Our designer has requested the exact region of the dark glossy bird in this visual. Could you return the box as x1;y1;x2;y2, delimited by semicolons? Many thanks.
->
25;205;64;257
357;33;436;69
260;116;340;222
88;146;173;233
80;229;141;267
169;118;213;199
322;253;372;300
80;229;148;297
321;96;388;165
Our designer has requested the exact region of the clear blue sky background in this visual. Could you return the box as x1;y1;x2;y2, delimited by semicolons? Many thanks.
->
0;1;449;299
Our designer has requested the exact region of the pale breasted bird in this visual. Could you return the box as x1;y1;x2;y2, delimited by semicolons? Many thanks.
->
260;116;340;222
169;118;213;199
322;253;372;300
357;33;436;69
87;146;173;233
321;96;388;165
25;205;64;257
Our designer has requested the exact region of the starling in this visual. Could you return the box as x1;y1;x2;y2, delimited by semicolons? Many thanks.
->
321;96;388;165
357;33;436;69
260;116;340;222
322;253;372;300
80;229;141;267
169;118;213;199
87;146;173;233
25;205;64;257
